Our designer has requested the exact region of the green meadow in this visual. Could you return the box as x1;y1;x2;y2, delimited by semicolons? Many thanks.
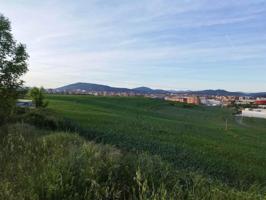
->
2;124;263;199
47;95;266;188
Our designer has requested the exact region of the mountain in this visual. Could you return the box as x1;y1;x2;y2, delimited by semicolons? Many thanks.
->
55;82;266;97
56;82;131;93
56;83;169;94
253;93;266;97
175;90;266;97
133;87;154;93
188;89;246;97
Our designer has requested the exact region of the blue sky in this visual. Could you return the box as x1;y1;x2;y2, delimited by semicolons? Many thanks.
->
1;0;266;91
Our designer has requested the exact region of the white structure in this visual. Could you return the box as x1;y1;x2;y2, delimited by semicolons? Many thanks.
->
241;108;266;119
200;97;222;106
235;99;255;105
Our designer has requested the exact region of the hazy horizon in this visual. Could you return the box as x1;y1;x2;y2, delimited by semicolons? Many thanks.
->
1;0;266;92
48;81;265;93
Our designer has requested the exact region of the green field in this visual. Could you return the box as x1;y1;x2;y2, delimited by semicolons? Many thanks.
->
3;124;263;199
47;95;266;187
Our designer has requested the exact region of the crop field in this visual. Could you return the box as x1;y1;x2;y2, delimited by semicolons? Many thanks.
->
47;95;266;187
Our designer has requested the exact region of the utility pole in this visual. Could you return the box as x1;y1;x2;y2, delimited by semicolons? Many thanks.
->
225;119;228;131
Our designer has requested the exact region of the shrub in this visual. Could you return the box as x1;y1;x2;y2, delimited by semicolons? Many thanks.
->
15;109;79;132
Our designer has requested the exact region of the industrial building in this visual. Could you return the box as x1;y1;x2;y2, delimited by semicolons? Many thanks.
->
241;108;266;119
255;98;266;105
165;96;200;105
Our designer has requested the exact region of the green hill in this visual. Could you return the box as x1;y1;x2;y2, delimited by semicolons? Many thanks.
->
46;95;266;188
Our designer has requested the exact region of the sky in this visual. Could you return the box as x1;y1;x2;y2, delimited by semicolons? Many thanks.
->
1;0;266;92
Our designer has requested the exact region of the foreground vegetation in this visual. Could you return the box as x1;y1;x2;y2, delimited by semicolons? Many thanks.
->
1;123;265;199
0;14;28;124
46;95;266;189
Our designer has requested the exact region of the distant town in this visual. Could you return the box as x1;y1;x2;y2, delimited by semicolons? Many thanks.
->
43;82;266;119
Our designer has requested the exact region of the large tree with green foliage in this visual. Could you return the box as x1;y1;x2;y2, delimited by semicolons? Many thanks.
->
0;14;28;124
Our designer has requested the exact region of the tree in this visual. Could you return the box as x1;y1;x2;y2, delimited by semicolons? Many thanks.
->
29;87;48;108
0;14;29;124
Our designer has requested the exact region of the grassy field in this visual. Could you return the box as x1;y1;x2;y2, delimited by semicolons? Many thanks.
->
47;95;266;188
2;123;263;199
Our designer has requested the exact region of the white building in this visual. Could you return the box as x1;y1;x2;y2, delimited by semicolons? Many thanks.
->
241;108;266;119
200;97;222;106
235;99;255;105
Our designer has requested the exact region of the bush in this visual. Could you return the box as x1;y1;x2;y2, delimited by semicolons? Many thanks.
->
15;109;79;132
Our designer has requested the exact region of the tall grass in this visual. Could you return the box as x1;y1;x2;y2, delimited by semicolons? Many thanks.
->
45;95;266;188
0;123;265;199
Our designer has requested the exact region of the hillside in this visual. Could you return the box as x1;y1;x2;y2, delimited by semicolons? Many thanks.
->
56;82;132;93
133;86;154;93
55;82;266;96
185;89;246;96
47;95;266;188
